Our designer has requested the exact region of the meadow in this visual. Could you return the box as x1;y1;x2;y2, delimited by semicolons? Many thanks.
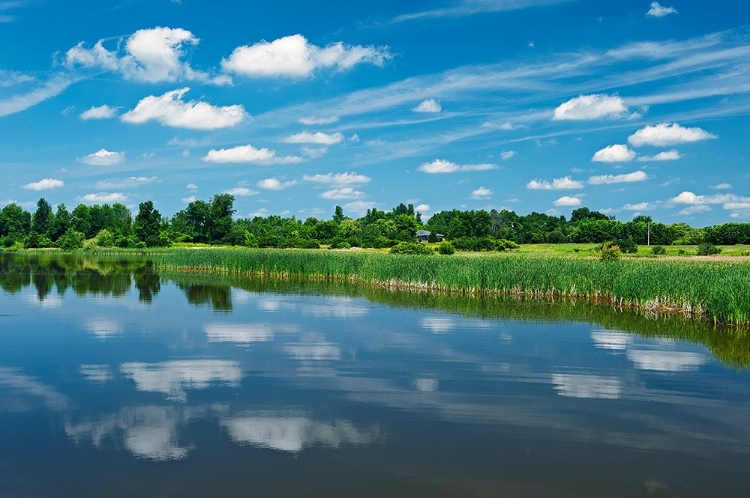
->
157;247;750;326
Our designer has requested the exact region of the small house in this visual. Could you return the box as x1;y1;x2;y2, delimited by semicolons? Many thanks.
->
416;230;444;242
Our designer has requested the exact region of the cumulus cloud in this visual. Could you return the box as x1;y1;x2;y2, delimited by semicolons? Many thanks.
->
80;105;118;120
418;159;497;174
298;115;339;125
344;200;377;215
591;144;636;163
203;144;302;164
22;178;64;191
553;94;636;121
257;178;298;190
78;192;128;204
415;203;430;212
526;176;583;190
670;191;749;206
471;187;492;200
628;123;717;147
302;172;371;185
551;374;622;399
501;150;517;161
79;149;126;166
222;34;390;79
412;98;441;113
65;27;225;85
637;149;682;161
282;131;344;145
553;196;582;207
94;176;157;189
224;187;259;197
647;2;678;17
120;360;241;401
678;205;712;216
182;196;197;203
121;88;247;130
320;187;366;200
588;171;648;184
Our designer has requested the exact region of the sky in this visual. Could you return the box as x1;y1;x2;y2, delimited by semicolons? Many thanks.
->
0;0;749;225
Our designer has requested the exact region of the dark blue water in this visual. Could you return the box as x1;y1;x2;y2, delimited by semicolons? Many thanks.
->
1;254;749;497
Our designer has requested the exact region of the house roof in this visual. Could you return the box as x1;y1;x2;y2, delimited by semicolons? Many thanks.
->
416;230;431;236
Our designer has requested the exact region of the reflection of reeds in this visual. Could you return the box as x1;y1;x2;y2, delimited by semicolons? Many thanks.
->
158;248;750;326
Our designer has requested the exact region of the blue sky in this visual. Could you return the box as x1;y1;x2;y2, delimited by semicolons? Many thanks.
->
1;0;748;225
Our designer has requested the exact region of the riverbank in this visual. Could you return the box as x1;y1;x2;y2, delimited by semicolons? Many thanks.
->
155;248;750;325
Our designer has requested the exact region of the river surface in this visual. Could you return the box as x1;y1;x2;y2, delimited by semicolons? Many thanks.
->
1;253;750;497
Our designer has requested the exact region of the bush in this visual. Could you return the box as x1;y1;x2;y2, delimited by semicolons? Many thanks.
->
614;238;638;254
329;240;351;250
495;239;520;251
599;241;622;261
437;242;455;255
651;245;666;256
2;236;14;248
697;243;722;256
94;229;115;247
57;228;85;251
390;242;434;255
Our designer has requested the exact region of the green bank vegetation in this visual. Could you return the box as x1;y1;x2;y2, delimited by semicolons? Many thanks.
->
156;248;750;325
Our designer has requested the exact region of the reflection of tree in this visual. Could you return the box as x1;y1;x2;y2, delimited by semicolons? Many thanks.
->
177;283;232;311
134;263;161;303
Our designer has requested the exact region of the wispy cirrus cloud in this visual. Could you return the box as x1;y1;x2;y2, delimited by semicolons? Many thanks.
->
391;0;575;23
527;176;584;190
418;159;497;174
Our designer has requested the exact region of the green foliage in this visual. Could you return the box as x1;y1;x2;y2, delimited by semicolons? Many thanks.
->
57;228;85;251
651;245;666;256
94;229;115;247
437;242;455;255
329;240;351;250
495;239;520;251
614;237;638;254
599;241;622;261
2;236;14;248
134;201;166;247
390;242;434;255
697;243;722;256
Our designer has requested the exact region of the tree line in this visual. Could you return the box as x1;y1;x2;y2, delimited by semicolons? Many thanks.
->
1;195;749;251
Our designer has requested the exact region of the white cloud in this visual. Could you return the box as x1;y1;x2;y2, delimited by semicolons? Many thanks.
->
94;176;157;189
79;149;126;166
282;131;344;145
120;360;242;401
300;146;328;158
298;115;339;125
80;105;118;120
224;187;259;197
415;203;430;212
710;183;732;190
344;200;377;215
500;150;517;160
637;149;682;161
0;69;35;87
303;172;371;185
65;27;224;85
257;178;297;190
551;374;622;399
392;0;576;22
412;98;441;113
22;178;64;191
553;196;582;207
628;123;717;147
182;196;196;203
670;191;749;206
418;159;497;174
0;75;75;118
186;182;198;191
678;205;712;215
121;88;247;130
591;330;632;351
647;2;678;17
627;350;704;372
588;171;648;185
78;192;128;204
222;34;390;79
320;187;365;200
203;145;302;164
471;187;493;200
553;94;635;121
526;176;583;190
623;202;656;211
204;324;281;344
421;317;456;334
591;144;636;163
79;364;112;383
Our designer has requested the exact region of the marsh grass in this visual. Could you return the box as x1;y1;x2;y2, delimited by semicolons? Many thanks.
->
158;248;750;325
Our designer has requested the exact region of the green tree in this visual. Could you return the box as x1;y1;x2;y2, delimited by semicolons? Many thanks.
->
31;198;54;236
49;203;71;241
134;201;165;247
0;203;31;240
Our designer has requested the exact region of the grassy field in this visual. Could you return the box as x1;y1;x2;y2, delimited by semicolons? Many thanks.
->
156;247;750;326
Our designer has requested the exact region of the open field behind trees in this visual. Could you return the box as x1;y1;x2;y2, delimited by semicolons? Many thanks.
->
5;194;750;251
157;248;750;326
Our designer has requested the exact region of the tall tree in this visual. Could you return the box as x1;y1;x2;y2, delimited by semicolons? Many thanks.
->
31;198;54;236
134;201;163;247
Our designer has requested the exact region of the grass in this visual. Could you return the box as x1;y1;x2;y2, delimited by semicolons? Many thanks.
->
156;247;750;326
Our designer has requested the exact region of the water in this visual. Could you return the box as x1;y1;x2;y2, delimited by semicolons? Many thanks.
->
1;253;750;497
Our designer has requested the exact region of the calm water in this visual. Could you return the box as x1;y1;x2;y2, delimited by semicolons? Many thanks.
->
1;253;750;497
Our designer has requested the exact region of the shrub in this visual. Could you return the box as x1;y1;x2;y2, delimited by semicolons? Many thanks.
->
599;241;622;261
329;240;351;250
57;228;85;251
495;239;520;251
2;236;14;248
697;243;722;256
437;242;456;255
651;245;666;256
614;238;638;254
390;242;434;255
94;229;115;247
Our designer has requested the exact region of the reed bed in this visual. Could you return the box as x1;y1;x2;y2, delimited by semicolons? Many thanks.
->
157;248;750;325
